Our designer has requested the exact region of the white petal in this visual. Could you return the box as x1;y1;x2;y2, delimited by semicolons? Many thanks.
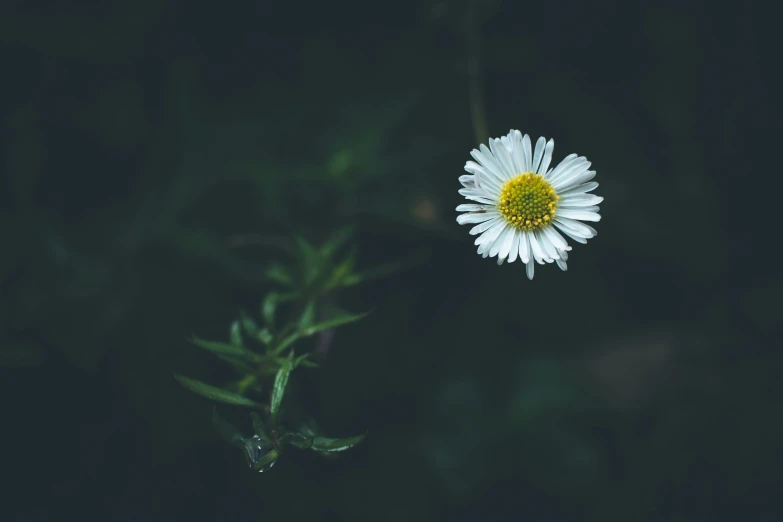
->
456;203;491;212
488;224;511;257
458;188;495;204
538;139;555;175
459;174;475;188
546;153;578;181
531;137;546;174
475;219;506;246
542;226;570;251
553;217;597;238
469;216;502;235
559;194;604;206
497;227;516;260
560;205;600;213
556;209;601;222
526;260;535;279
464;161;502;196
522;134;532;172
536;229;560;260
559;181;598;196
555;226;588;244
519;230;531;263
559;249;569;261
497;256;505;265
490;139;516;178
507;230;520;263
508;131;524;174
553;170;596;192
470;147;506;184
457;212;498;225
548;156;588;185
555;257;568;271
528;231;547;264
479;143;510;180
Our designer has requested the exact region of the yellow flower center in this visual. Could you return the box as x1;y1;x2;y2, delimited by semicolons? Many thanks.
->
498;172;559;230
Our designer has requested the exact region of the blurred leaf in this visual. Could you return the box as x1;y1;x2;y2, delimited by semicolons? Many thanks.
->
239;310;259;338
280;432;314;449
189;335;263;363
250;411;270;441
319;226;354;259
295;236;318;265
266;264;294;287
340;248;430;288
274;310;367;354
262;292;279;327
174;374;263;408
257;328;273;345
211;407;244;446
270;355;292;423
293;353;316;369
311;434;366;453
301;310;369;337
230;320;243;346
327;247;357;288
298;300;316;331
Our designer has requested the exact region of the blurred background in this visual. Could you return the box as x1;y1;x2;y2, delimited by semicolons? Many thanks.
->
2;0;781;520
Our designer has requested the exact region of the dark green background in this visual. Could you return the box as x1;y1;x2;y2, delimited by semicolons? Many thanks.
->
2;1;781;520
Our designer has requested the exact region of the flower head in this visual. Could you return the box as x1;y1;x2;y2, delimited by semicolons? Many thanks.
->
456;130;601;279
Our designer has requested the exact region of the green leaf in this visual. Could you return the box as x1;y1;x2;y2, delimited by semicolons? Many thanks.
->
326;247;357;288
250;411;270;441
266;264;294;287
230;320;243;346
257;328;273;345
174;374;263;408
340;248;431;288
298;300;316;331
251;448;279;472
262;292;279;327
212;407;244;446
311;433;367;453
300;311;369;337
239;310;259;337
189;335;263;363
279;432;314;449
270;356;292;423
293;353;314;369
319;226;354;259
295;236;318;264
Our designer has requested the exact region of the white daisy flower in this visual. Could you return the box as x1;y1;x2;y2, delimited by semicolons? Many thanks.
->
456;130;601;279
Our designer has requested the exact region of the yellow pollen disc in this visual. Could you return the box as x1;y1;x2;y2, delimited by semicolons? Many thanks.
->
497;172;559;231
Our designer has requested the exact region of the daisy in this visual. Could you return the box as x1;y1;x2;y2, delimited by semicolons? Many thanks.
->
456;130;601;279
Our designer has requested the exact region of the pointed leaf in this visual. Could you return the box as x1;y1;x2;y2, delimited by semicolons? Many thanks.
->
293;353;318;368
212;407;245;446
279;432;314;449
257;328;273;345
239;310;259;337
174;374;263;408
326;247;357;288
265;264;294;287
230;320;243;346
189;335;264;363
250;411;270;441
311;433;367;453
251;448;279;472
298;300;316;331
262;292;279;327
300;311;369;337
319;226;354;259
270;357;292;423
